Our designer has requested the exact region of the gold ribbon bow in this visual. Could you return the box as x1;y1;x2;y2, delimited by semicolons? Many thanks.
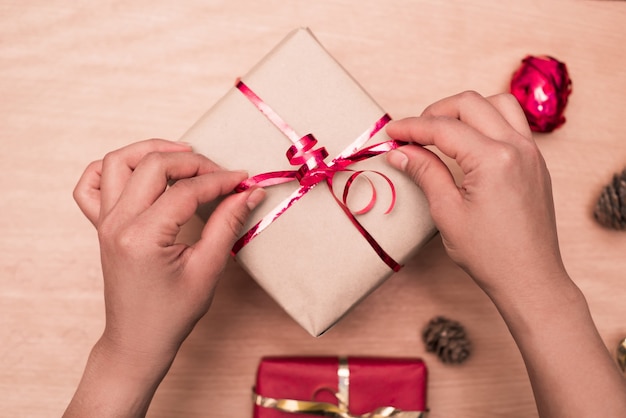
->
253;357;428;418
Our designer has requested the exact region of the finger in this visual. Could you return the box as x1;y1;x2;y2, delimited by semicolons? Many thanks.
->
386;145;460;219
422;91;526;144
386;116;491;173
100;139;192;218
113;151;223;220
486;93;533;139
141;170;250;246
73;160;103;226
188;187;266;278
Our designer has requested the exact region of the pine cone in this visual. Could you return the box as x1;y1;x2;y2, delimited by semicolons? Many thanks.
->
594;169;626;230
422;316;471;364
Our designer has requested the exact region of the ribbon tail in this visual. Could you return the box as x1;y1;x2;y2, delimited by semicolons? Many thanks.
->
339;140;410;165
236;170;298;191
334;114;392;159
326;178;402;272
232;184;314;255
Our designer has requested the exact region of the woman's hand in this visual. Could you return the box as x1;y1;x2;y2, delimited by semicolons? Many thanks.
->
386;91;566;300
386;92;626;418
65;139;265;417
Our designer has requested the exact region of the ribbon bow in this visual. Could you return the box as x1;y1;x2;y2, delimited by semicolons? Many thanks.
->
232;80;408;271
252;357;428;418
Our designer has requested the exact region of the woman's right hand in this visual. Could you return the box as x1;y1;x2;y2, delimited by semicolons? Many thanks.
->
386;91;626;418
386;91;567;300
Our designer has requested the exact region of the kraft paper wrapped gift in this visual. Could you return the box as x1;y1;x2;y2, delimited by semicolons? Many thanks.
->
181;28;436;336
252;356;428;417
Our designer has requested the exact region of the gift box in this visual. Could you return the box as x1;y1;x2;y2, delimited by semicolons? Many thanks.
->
252;356;428;417
181;28;436;336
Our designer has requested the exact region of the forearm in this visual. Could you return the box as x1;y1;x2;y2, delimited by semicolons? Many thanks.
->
489;272;626;417
63;336;176;418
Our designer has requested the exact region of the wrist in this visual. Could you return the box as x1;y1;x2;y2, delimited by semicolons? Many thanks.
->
63;335;177;418
486;268;585;325
485;270;626;417
92;334;177;384
478;257;577;313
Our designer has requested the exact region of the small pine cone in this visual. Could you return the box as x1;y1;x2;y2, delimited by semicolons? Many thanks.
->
422;316;471;364
594;169;626;230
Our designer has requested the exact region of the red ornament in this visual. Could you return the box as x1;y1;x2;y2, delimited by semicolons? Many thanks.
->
510;55;572;133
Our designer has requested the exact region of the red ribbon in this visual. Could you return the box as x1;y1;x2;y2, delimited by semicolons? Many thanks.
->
232;80;407;272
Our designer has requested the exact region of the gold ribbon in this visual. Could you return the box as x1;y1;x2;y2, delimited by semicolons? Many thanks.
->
253;357;428;418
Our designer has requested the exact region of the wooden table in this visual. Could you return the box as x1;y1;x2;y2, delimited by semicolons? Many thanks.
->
2;1;625;416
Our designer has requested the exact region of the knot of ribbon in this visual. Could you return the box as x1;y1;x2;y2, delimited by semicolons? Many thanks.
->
252;357;428;418
232;80;408;271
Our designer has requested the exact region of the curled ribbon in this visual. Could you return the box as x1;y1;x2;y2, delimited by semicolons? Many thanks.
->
252;357;428;418
232;80;408;272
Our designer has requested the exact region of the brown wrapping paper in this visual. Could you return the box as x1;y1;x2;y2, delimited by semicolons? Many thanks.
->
181;28;436;336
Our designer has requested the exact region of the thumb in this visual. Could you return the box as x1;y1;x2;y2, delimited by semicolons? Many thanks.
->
386;146;459;215
193;187;266;265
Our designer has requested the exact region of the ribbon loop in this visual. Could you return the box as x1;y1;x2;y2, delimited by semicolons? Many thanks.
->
342;170;396;216
287;134;327;164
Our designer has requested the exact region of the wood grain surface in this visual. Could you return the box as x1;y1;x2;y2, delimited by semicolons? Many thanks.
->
1;1;625;417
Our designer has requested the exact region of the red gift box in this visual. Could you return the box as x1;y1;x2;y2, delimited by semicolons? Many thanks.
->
252;357;428;417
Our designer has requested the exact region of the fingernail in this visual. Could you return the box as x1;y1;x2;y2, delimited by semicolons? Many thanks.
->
246;188;266;210
387;149;408;170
